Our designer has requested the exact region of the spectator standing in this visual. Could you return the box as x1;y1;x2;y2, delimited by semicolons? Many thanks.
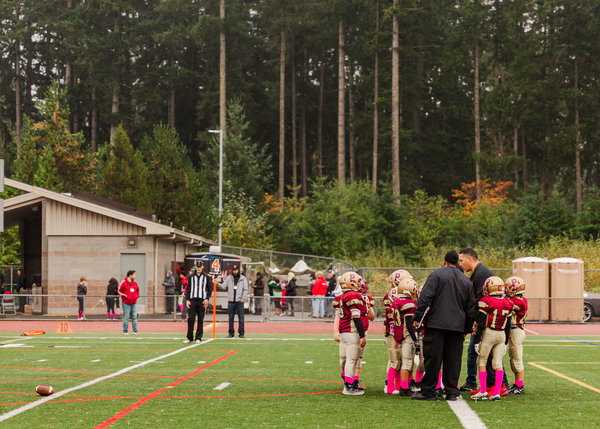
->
119;270;140;335
252;272;265;315
285;272;297;317
184;263;211;343
162;270;176;314
223;264;248;338
307;273;316;315
77;277;88;320
412;251;476;401
106;278;119;319
268;278;283;315
179;271;189;322
311;271;328;318
16;268;26;312
325;269;337;317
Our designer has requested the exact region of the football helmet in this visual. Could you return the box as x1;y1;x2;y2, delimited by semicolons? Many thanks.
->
483;276;505;296
339;271;362;291
397;277;419;300
505;276;526;297
387;287;401;302
357;276;369;295
388;269;413;288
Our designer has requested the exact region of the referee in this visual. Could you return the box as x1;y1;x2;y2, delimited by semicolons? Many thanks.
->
184;262;212;343
412;251;476;401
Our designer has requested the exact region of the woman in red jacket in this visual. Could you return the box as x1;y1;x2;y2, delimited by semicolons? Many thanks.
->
118;270;140;335
311;271;328;318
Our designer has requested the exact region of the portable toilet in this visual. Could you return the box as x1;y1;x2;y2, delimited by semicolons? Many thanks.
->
549;258;584;322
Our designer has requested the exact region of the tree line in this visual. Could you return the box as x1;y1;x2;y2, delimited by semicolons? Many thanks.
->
2;1;600;259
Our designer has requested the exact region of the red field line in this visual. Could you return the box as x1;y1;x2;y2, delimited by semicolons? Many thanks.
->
95;350;237;429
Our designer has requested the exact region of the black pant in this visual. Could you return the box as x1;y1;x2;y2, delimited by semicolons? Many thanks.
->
421;327;464;397
287;297;295;313
106;297;115;314
187;299;206;341
166;293;174;313
228;301;245;336
77;297;85;316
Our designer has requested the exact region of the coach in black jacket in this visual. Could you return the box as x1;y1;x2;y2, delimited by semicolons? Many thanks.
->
412;251;476;401
184;263;212;343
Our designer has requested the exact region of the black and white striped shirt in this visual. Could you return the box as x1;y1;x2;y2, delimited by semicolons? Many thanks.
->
186;273;210;300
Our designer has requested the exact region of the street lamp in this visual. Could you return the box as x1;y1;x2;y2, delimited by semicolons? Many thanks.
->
208;129;223;250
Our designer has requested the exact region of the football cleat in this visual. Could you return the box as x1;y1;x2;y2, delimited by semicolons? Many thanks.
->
471;391;488;401
489;394;501;401
509;385;524;395
500;385;509;396
436;388;444;397
483;276;505;296
399;388;412;396
351;380;364;392
461;382;477;392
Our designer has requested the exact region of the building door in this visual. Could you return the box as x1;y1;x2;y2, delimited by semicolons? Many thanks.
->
120;253;146;313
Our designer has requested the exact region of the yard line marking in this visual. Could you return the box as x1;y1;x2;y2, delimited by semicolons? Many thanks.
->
251;361;260;364
530;362;600;365
524;327;539;335
91;360;101;363
0;337;36;345
566;337;599;347
213;382;230;391
305;361;313;364
53;346;89;348
0;344;33;348
0;339;213;424
446;396;487;429
529;362;600;394
37;360;48;362
95;349;236;429
197;361;206;364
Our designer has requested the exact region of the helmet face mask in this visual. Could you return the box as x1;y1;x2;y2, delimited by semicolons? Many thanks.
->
483;276;505;296
358;277;369;295
388;269;413;288
505;276;526;297
339;271;362;291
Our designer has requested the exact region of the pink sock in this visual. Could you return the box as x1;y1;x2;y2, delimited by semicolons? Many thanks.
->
478;371;487;392
493;370;503;396
436;371;442;389
515;379;524;388
395;371;402;391
344;376;354;385
353;376;359;384
415;370;424;383
116;308;120;316
386;368;396;394
400;380;409;390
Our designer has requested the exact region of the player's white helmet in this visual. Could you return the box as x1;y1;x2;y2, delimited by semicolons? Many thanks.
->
339;271;362;291
397;277;419;300
388;269;413;288
388;286;401;302
505;276;526;297
483;276;505;296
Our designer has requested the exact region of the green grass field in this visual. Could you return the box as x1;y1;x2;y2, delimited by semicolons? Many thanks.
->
0;333;598;428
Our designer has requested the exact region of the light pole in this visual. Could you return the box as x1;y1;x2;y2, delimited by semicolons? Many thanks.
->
208;129;223;249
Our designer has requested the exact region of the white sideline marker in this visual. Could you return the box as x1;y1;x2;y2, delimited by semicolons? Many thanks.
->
91;359;101;363
213;382;230;391
251;361;260;364
525;327;540;335
197;361;206;364
0;339;213;423
305;361;313;364
37;359;48;362
446;397;487;429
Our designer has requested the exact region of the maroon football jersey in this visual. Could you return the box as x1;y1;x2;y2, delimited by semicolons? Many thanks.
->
391;297;416;343
509;296;528;329
338;290;365;333
478;296;516;331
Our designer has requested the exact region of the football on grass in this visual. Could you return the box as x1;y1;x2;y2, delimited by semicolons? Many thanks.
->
35;385;55;396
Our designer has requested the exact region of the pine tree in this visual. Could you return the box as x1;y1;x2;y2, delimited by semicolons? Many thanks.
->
97;124;152;213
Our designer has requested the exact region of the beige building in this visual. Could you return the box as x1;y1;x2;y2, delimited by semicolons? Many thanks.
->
4;178;214;315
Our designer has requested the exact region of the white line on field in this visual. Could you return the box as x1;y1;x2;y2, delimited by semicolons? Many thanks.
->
213;382;230;391
305;361;313;364
0;337;36;345
447;397;487;429
524;327;540;335
197;361;206;364
91;359;101;363
0;338;214;423
251;361;259;364
37;359;48;362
